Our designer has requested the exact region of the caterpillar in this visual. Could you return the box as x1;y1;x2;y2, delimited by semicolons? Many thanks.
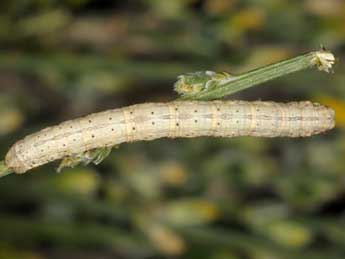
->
4;100;335;174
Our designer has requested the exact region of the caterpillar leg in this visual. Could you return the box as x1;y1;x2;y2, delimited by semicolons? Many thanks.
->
57;147;113;172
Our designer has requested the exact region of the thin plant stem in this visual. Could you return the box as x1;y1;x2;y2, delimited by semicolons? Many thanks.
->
0;161;12;178
180;50;334;100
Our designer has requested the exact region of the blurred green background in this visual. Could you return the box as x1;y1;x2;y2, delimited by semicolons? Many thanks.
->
0;0;345;258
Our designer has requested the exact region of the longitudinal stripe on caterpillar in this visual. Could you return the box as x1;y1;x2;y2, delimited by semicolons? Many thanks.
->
5;101;335;174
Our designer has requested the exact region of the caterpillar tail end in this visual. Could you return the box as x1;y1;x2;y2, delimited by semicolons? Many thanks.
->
0;160;13;178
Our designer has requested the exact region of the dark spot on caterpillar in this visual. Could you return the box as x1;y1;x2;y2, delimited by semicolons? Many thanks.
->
63;144;66;146
109;117;112;120
176;123;179;126
132;127;136;130
70;126;73;129
92;135;95;138
217;122;220;126
175;107;178;111
236;110;239;113
217;108;220;112
256;108;260;112
111;128;114;131
152;122;155;125
194;120;198;123
130;111;133;114
194;110;198;113
73;139;76;141
151;111;154;115
236;120;239;124
89;120;92;123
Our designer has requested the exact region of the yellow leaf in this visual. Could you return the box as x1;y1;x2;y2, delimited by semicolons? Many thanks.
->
318;96;345;128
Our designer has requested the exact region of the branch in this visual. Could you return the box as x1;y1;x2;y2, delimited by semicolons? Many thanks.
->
180;49;335;100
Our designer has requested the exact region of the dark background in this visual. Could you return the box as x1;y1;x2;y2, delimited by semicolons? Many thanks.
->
0;0;345;258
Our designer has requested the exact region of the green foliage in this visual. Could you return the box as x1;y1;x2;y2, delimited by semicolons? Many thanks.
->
0;1;344;258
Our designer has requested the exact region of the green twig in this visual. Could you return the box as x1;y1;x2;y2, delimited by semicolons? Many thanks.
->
0;161;13;178
180;49;335;100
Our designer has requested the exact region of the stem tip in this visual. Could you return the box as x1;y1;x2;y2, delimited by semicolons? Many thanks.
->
0;161;13;178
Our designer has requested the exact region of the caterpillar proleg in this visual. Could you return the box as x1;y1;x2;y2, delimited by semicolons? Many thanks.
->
5;100;335;174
